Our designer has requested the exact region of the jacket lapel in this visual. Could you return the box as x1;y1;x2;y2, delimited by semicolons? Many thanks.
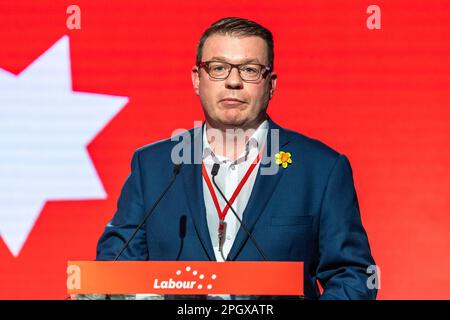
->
227;119;291;261
180;125;216;261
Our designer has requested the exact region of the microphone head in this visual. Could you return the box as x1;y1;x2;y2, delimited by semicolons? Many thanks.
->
173;163;182;175
211;163;220;176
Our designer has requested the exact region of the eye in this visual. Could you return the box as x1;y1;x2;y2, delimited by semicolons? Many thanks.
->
208;62;228;73
241;66;259;74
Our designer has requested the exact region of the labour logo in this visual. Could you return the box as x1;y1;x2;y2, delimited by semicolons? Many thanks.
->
153;265;217;290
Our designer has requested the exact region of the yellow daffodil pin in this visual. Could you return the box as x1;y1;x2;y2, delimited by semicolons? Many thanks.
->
275;151;293;169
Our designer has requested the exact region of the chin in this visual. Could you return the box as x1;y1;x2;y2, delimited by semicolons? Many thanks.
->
219;115;247;127
213;111;244;126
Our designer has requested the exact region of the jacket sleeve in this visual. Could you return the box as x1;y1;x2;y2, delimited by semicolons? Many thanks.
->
96;149;149;261
317;154;377;300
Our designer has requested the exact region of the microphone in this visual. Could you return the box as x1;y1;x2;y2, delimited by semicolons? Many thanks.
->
211;163;220;176
175;215;187;261
113;163;182;261
210;163;268;261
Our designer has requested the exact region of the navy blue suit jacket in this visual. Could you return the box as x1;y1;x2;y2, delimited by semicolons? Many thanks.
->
96;118;377;300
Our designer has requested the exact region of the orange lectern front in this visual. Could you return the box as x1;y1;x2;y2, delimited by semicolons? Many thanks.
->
67;261;303;296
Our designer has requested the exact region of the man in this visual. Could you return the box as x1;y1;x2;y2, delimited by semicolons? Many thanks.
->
96;17;377;300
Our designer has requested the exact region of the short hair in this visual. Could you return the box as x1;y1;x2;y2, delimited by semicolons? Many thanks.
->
196;17;274;69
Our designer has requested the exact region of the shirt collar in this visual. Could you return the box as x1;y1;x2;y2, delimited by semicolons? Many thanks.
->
202;120;268;164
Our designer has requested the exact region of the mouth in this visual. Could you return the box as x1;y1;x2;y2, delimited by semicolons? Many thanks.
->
219;98;246;106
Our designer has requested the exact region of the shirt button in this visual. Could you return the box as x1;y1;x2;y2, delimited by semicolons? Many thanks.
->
226;235;232;240
230;165;235;170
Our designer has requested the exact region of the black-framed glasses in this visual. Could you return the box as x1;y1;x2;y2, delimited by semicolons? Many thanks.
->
198;61;272;82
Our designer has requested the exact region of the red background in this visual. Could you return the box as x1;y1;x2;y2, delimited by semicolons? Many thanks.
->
0;0;449;299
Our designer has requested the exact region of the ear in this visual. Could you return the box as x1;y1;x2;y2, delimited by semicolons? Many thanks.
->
191;65;200;96
269;71;277;99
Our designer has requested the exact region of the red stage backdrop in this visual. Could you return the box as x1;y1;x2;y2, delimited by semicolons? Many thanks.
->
0;0;449;299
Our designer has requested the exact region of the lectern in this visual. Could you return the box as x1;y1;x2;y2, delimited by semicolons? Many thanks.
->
67;261;303;299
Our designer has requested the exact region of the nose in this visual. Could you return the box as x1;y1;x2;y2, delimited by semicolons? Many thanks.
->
224;66;244;89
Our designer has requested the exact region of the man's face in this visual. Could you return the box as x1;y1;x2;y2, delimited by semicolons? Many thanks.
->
192;34;277;130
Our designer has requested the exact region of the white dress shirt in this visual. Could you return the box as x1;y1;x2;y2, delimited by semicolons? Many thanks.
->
202;120;269;262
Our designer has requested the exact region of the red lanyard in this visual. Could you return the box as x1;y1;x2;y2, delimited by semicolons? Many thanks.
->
201;145;265;228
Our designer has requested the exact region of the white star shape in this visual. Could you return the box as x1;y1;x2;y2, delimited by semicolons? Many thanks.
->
0;35;128;257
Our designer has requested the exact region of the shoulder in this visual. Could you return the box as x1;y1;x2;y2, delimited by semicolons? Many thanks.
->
283;127;340;160
274;122;350;178
131;127;198;164
275;121;342;163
